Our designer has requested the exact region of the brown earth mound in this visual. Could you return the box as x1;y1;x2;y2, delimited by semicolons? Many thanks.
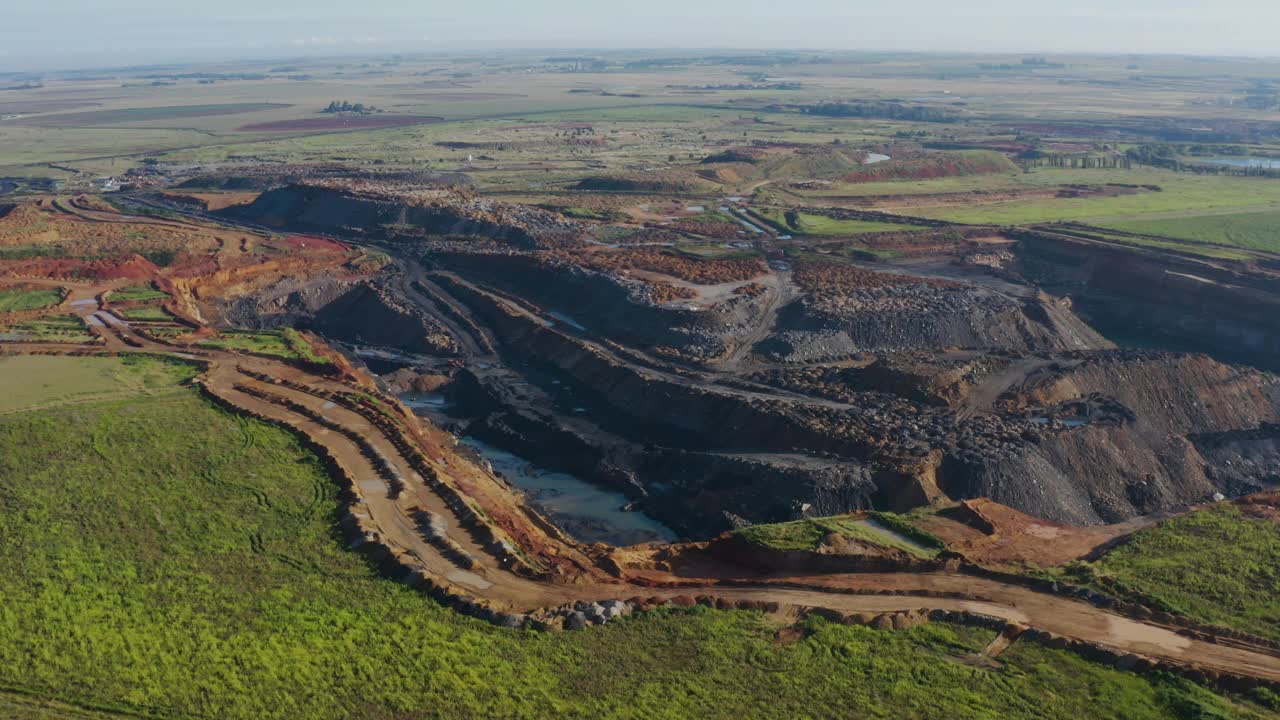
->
793;260;963;293
551;247;766;285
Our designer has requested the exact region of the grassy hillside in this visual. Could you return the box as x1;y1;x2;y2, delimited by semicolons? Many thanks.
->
0;356;1272;719
1086;504;1280;642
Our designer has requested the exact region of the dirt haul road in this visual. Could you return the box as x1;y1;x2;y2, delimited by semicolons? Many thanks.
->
5;282;1280;687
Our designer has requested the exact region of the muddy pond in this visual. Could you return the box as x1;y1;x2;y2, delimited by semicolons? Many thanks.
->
402;393;678;546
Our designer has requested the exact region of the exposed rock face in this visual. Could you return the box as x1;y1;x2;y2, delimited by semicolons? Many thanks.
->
431;245;765;360
1013;230;1280;371
443;278;1280;528
221;276;459;356
641;452;876;534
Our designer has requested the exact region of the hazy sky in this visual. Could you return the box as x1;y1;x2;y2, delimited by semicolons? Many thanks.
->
3;0;1278;72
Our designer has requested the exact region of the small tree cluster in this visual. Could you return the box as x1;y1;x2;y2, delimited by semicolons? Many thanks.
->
322;101;381;114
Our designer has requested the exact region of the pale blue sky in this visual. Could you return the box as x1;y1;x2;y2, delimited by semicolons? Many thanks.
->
3;0;1278;71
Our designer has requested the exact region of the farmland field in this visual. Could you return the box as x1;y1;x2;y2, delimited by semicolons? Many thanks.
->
0;356;1267;720
9;103;289;127
1096;210;1280;254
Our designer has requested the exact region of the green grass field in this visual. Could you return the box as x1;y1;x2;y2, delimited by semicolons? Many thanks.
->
0;356;1270;719
756;208;925;235
1097;210;1280;254
0;287;61;312
0;354;195;414
1084;505;1280;642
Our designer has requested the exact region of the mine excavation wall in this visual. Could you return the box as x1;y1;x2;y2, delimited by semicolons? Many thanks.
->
437;275;874;457
232;185;541;248
449;369;642;494
640;451;878;534
306;283;454;355
1192;424;1280;491
945;353;1280;524
434;251;729;348
438;275;1276;529
223;279;456;356
1012;231;1280;371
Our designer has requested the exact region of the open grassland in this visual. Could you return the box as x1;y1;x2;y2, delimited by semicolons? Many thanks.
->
0;125;225;169
0;287;61;312
1096;210;1280;254
0;356;1269;719
0;355;195;414
1083;505;1280;642
12;103;289;127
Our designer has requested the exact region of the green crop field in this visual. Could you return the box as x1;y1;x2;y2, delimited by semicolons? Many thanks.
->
1097;210;1280;254
0;287;61;312
0;356;1268;719
1080;505;1280;642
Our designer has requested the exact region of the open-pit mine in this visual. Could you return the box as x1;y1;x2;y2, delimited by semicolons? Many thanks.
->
5;47;1280;720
